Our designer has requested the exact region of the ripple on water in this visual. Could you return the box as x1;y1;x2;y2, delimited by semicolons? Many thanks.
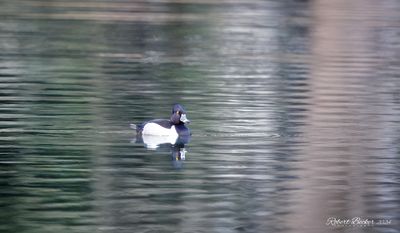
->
1;0;400;233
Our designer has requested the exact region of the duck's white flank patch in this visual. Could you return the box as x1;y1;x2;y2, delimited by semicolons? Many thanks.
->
142;123;178;137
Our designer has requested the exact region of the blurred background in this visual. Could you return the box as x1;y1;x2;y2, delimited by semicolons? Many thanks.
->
0;0;399;233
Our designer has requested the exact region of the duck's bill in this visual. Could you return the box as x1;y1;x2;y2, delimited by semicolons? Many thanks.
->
180;114;190;124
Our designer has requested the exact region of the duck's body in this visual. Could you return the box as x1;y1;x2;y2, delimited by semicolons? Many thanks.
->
138;119;185;137
133;104;191;137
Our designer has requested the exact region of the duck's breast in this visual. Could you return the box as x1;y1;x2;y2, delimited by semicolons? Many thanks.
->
175;124;191;136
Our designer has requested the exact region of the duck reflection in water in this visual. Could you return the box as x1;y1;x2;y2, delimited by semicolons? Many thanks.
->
134;134;190;169
130;104;191;168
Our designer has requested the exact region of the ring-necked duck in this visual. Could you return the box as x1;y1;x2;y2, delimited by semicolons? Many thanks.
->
131;104;191;137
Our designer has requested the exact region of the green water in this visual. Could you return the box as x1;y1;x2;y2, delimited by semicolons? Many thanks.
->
1;1;399;233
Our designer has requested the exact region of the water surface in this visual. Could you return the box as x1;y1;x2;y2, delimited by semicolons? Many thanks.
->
1;1;399;233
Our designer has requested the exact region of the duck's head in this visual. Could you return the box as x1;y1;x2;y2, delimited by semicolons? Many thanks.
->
170;104;190;125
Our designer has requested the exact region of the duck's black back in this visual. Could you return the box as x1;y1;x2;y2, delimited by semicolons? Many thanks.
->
150;119;173;128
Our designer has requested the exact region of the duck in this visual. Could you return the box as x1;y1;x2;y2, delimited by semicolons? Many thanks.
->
131;104;191;137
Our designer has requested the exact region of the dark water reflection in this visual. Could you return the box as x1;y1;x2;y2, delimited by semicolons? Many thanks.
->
1;0;400;233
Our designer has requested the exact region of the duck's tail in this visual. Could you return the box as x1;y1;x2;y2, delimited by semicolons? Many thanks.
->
130;123;137;130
